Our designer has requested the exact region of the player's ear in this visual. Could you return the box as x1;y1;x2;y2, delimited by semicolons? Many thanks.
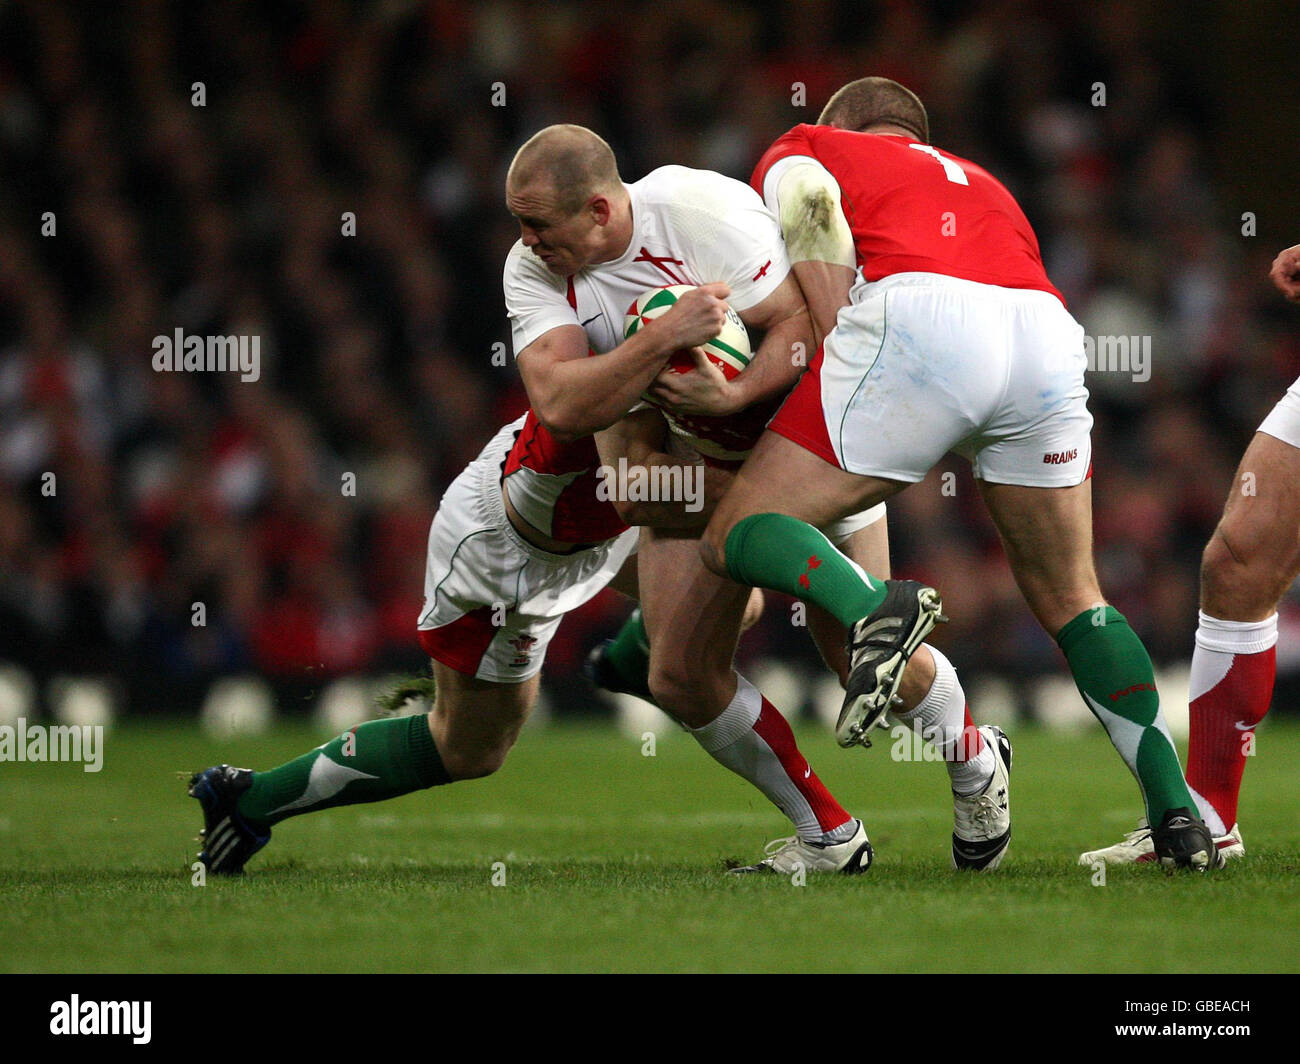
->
588;195;611;226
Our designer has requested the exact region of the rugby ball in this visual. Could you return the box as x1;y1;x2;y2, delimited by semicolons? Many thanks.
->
623;284;752;379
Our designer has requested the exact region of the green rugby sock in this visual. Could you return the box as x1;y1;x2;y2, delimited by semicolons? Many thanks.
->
1057;606;1195;823
723;513;888;628
238;713;450;827
601;608;656;704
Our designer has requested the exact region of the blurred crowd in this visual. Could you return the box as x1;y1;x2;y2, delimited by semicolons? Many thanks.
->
2;0;1298;717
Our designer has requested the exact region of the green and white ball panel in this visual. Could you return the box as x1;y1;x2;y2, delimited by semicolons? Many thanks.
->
624;284;687;332
623;284;752;378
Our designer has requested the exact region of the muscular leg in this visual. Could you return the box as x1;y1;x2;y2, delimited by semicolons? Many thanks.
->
591;556;762;704
977;478;1198;827
700;432;934;747
701;432;907;630
234;663;535;828
639;526;857;842
639;530;750;725
1188;431;1300;834
427;663;539;780
1202;432;1300;619
975;480;1103;634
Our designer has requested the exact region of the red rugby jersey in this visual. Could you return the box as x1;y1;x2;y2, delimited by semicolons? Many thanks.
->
752;124;1063;304
501;410;629;544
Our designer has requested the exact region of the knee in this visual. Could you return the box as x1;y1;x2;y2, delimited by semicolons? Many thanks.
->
699;519;731;578
647;660;698;717
428;696;522;782
648;659;730;727
895;644;938;710
1200;534;1239;604
440;742;511;782
1200;529;1277;617
702;502;743;577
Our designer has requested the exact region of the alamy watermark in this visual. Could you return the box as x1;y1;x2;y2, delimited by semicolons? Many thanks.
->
887;722;981;762
0;717;103;772
1084;334;1150;383
595;457;703;513
50;996;150;1044
152;328;260;382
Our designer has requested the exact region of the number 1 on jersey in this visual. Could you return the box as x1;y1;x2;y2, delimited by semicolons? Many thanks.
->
910;143;969;186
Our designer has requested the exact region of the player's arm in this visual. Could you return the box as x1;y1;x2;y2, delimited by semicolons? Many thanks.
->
1270;244;1300;302
594;408;733;529
730;272;814;407
516;284;731;443
791;262;855;350
770;158;856;348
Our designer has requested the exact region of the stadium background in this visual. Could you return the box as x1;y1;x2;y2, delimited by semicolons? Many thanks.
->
2;0;1299;733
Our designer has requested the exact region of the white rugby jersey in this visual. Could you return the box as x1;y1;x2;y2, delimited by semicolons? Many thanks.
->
501;165;791;543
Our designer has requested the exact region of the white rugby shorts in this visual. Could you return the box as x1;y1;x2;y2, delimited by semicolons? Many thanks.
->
771;272;1094;487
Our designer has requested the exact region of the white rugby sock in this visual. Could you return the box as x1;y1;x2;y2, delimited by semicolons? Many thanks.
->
691;673;853;842
893;645;994;795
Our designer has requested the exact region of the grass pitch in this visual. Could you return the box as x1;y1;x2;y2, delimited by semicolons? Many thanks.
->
2;717;1298;973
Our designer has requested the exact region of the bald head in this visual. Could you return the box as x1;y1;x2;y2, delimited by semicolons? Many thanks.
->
507;124;623;217
505;125;633;275
819;77;929;142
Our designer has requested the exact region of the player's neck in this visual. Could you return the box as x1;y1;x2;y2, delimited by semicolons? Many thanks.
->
591;194;634;265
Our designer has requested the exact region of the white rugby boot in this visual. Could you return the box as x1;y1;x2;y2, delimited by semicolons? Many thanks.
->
951;726;1012;870
729;819;874;875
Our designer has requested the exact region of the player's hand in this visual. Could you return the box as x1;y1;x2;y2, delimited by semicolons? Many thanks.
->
1269;244;1300;302
658;283;732;350
645;347;740;416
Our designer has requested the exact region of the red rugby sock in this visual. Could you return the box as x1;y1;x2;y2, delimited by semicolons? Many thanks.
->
1186;612;1276;835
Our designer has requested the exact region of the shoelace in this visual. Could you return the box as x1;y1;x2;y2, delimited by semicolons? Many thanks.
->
969;794;1002;834
762;835;799;859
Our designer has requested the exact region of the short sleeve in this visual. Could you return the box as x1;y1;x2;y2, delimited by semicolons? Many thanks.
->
750;124;818;198
701;193;792;313
760;154;832;218
503;243;579;355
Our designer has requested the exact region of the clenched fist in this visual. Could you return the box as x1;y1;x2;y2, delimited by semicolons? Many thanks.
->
1269;244;1300;303
657;282;732;350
